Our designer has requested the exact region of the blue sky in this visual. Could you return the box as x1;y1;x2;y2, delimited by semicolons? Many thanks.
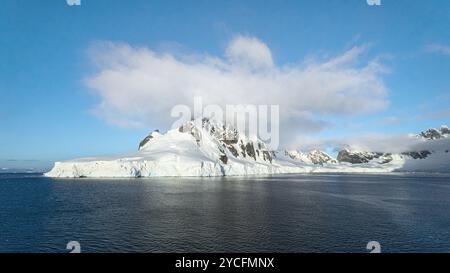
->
1;0;449;170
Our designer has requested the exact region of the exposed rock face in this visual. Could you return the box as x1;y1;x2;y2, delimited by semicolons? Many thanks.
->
219;155;228;164
138;130;161;150
337;149;392;164
420;128;442;140
179;122;202;144
177;118;274;164
245;143;257;160
337;150;369;164
285;149;336;165
226;144;239;157
286;150;305;160
440;125;450;135
401;151;431;159
307;150;336;165
262;151;273;163
418;125;450;140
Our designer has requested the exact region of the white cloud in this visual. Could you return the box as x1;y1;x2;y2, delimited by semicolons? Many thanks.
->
426;44;450;56
86;36;389;146
225;35;273;69
291;132;450;154
338;133;450;154
335;134;422;153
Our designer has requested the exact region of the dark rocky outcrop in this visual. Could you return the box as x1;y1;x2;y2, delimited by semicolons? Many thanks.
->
307;150;336;165
219;154;228;164
441;125;450;135
139;130;160;150
239;142;246;157
245;143;257;160
225;144;239;157
179;122;202;144
337;150;391;164
179;118;275;164
401;151;431;159
337;150;370;164
420;128;442;140
262;151;273;163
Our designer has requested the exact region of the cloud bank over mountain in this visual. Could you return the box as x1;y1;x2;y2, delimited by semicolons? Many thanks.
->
86;35;389;146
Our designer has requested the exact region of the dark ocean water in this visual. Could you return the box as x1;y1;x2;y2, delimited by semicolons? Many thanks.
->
0;173;449;253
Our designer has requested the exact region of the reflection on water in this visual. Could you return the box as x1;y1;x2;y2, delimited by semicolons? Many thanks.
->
0;173;449;252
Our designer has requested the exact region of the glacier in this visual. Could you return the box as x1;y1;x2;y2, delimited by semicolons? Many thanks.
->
45;120;450;178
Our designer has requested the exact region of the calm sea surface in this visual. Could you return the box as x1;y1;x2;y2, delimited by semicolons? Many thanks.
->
0;173;449;253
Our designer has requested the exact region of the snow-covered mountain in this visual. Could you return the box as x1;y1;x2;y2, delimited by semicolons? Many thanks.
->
332;125;450;172
285;150;336;165
45;121;450;178
418;125;450;140
46;118;304;177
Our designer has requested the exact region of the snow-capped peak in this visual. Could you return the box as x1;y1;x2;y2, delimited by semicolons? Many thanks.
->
307;149;336;165
139;130;162;150
141;118;276;165
418;125;450;140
